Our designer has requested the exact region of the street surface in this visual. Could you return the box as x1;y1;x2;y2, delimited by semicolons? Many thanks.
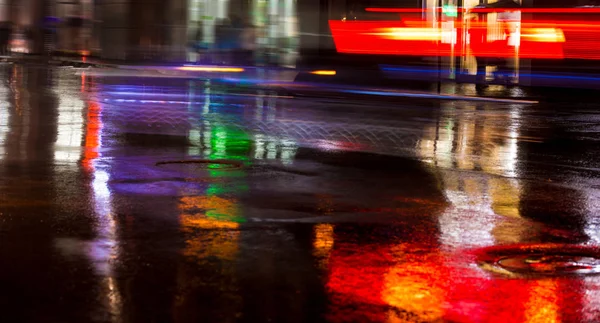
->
1;64;600;323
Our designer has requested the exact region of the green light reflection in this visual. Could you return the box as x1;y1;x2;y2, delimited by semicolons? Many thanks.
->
205;123;252;223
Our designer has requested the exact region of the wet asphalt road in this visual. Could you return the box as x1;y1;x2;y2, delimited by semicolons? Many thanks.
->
1;64;600;323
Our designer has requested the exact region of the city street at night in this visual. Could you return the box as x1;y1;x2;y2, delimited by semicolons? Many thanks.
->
1;63;600;323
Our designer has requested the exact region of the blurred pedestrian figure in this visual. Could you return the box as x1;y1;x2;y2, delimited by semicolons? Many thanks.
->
214;18;232;64
469;13;490;90
239;20;257;66
228;15;244;65
470;13;512;88
494;11;519;85
189;22;208;63
255;26;269;66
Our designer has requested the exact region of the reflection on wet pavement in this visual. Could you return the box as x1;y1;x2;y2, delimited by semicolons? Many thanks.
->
0;64;600;322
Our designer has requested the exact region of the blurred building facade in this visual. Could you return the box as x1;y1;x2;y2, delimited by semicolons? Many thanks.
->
0;0;596;62
0;0;299;62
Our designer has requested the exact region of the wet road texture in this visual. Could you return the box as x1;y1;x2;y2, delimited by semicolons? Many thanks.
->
1;64;600;323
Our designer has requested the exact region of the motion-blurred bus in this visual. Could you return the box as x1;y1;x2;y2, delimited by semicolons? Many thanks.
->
296;0;600;88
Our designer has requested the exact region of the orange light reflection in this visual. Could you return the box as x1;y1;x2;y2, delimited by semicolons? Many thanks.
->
178;196;240;261
326;240;447;323
82;101;101;172
313;223;334;268
525;280;560;323
382;245;446;322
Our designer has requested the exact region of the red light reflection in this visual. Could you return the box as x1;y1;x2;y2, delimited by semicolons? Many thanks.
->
324;223;449;322
323;235;592;322
82;101;101;172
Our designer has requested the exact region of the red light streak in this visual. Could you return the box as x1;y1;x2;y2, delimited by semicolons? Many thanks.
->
365;7;600;13
330;17;600;60
365;8;429;13
472;8;600;13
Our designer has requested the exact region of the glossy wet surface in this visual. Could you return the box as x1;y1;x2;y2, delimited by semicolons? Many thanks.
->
1;64;600;322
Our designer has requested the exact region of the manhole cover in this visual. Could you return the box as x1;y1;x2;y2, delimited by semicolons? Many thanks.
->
156;159;244;171
475;244;600;277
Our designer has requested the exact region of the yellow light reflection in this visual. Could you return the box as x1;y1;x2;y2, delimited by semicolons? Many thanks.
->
313;223;334;270
179;196;240;261
417;103;526;246
177;66;245;73
182;226;240;261
313;224;334;256
524;280;560;323
490;178;521;218
382;245;446;323
176;195;242;318
182;216;239;230
180;196;239;217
